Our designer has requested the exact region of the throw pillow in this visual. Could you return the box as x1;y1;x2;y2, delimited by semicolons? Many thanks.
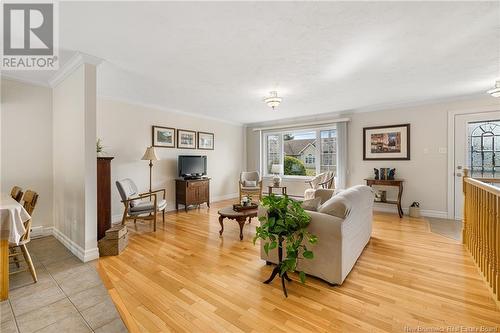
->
301;197;322;211
318;194;351;218
244;180;257;187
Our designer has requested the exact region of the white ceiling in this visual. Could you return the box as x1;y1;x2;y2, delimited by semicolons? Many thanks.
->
3;1;500;124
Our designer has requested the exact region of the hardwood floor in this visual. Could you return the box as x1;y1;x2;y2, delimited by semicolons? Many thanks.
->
97;199;500;333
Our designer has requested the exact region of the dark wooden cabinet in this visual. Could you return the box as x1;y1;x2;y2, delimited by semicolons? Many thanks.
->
175;178;210;212
97;157;114;240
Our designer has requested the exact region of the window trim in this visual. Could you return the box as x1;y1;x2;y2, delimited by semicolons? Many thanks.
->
261;125;337;179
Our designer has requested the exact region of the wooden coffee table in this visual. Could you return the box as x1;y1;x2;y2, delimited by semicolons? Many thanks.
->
217;206;258;240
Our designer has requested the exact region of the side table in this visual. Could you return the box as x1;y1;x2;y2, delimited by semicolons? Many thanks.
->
268;186;287;196
365;179;404;218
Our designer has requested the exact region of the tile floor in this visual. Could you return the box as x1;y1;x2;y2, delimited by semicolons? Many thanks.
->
427;217;462;241
0;236;127;333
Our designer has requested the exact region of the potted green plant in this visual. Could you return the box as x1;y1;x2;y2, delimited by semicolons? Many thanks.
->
253;194;318;297
96;138;104;156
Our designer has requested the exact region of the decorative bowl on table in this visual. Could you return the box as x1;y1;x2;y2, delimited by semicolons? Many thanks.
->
233;203;258;212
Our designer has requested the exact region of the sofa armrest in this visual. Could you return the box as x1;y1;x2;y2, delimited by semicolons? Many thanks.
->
305;211;343;239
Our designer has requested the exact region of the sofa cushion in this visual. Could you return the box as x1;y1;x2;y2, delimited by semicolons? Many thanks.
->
301;197;322;211
318;194;351;218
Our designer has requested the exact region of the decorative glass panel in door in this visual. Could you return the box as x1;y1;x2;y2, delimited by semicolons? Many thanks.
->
469;121;500;177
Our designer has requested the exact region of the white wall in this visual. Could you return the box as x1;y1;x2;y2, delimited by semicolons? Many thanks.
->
246;96;500;217
96;98;245;221
53;64;98;261
0;79;53;233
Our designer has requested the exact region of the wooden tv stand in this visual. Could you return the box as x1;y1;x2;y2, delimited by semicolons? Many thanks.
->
175;178;210;212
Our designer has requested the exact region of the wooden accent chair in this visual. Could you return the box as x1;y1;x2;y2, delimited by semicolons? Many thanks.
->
304;171;335;200
116;178;167;232
9;190;38;283
239;171;263;202
10;186;23;202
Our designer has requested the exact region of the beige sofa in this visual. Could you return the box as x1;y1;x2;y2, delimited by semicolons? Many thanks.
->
259;185;375;285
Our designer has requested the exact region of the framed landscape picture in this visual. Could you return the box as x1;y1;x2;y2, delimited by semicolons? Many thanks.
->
363;124;410;160
197;132;214;150
177;129;197;149
152;126;175;148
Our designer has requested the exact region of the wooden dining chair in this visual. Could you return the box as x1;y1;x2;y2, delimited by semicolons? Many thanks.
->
10;186;23;203
9;190;38;283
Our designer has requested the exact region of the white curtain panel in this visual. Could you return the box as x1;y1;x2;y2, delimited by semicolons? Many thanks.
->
336;122;348;189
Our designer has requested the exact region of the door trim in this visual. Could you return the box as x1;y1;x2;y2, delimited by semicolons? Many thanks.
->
447;106;500;219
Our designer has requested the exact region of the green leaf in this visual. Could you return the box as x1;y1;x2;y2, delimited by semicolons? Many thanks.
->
280;262;289;275
264;242;270;255
309;235;318;244
287;249;297;259
299;271;306;284
268;216;276;227
269;241;277;250
303;250;314;259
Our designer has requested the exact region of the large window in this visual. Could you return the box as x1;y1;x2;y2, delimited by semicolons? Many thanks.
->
263;126;337;177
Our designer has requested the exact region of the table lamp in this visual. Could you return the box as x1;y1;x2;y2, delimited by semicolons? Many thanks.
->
141;146;159;193
271;164;282;187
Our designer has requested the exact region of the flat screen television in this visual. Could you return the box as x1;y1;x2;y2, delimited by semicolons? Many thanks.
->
178;155;207;178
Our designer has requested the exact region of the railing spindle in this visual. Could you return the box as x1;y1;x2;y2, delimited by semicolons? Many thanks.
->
463;170;500;307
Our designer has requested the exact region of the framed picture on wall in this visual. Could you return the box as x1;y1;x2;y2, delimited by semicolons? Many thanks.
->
152;126;175;148
363;124;410;160
177;129;197;149
197;132;214;150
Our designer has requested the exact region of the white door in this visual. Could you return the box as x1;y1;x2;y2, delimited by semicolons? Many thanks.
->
454;112;500;220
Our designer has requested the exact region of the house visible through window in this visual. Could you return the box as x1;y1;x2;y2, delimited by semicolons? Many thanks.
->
320;129;336;173
263;126;337;177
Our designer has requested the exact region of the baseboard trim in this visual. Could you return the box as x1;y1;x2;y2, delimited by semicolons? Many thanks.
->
373;205;448;219
212;193;239;202
52;228;99;262
30;226;54;239
111;193;240;223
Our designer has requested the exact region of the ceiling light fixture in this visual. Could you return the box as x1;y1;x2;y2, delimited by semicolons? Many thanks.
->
263;91;283;110
487;80;500;97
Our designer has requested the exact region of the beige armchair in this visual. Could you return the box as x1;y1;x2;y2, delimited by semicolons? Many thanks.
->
239;171;263;202
304;171;335;200
116;178;167;232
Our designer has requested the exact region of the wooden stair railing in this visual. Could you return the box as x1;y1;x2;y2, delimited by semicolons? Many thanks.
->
463;169;500;307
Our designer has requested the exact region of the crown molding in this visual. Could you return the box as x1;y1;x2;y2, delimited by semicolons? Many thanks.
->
49;52;103;88
0;73;51;88
98;95;244;127
245;92;490;128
